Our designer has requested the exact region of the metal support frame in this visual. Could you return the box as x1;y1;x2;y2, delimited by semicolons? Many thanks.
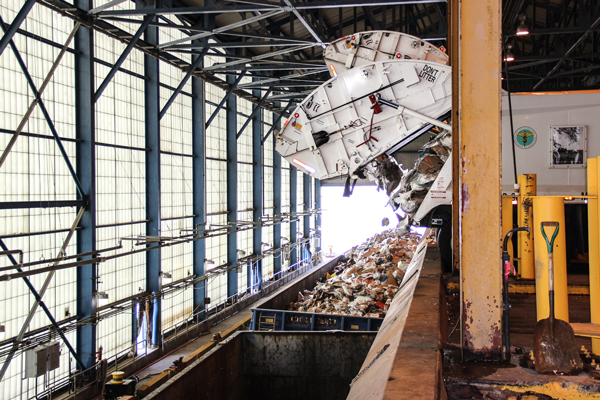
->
192;44;206;318
0;20;80;172
0;0;36;57
0;239;85;369
205;71;247;129
0;200;86;209
0;207;85;381
533;14;600;90
74;5;97;370
252;82;264;291
458;0;503;361
262;101;292;144
158;10;285;49
226;69;238;297
315;179;322;253
290;166;298;266
303;174;311;245
159;47;208;120
0;18;85;198
236;89;272;139
145;22;162;346
273;107;282;274
94;15;153;103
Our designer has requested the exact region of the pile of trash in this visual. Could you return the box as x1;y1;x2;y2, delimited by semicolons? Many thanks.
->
288;230;423;318
391;129;451;215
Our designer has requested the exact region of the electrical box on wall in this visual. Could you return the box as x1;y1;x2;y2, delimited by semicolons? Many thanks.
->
25;342;60;378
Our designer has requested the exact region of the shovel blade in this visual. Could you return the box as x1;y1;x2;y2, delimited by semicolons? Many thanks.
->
533;318;583;375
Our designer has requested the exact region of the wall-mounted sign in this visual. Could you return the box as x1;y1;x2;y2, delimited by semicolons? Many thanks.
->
549;125;587;168
514;126;537;149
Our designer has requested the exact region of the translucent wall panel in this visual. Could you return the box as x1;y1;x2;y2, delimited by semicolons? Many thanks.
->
205;214;228;305
0;2;79;398
159;50;194;333
160;220;193;333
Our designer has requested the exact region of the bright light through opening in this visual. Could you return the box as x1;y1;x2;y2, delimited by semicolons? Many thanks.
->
292;159;316;174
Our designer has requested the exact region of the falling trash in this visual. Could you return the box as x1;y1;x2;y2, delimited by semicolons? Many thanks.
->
288;230;428;318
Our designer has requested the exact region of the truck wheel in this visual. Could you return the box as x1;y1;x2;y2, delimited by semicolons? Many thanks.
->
437;221;453;273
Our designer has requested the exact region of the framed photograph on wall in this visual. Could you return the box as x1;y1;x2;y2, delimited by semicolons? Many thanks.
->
549;125;587;168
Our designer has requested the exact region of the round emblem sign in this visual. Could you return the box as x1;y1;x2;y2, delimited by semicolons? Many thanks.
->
514;126;537;149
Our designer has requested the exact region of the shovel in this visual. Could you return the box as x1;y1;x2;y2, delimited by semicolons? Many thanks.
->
533;221;583;375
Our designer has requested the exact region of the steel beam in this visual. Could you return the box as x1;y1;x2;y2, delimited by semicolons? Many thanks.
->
94;15;152;103
314;179;322;253
262;102;292;144
363;6;382;29
226;69;238;298
88;0;128;15
459;0;503;361
0;0;36;57
0;240;86;370
159;48;208;120
0;200;86;209
236;89;272;139
283;0;325;47
158;10;284;48
74;4;97;370
252;82;263;290
192;46;207;319
273;107;282;275
290;166;298;266
145;22;162;346
533;14;600;90
97;2;443;17
205;71;247;129
202;44;316;72
303;174;311;241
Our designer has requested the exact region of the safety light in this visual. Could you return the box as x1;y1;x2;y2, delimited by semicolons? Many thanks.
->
96;292;109;307
292;158;316;174
516;14;529;36
396;53;402;58
284;120;289;126
512;197;518;205
329;64;338;77
0;324;5;340
205;259;216;270
351;36;355;40
294;113;300;118
505;44;515;62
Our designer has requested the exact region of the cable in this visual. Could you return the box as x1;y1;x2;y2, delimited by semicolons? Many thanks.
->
504;56;518;184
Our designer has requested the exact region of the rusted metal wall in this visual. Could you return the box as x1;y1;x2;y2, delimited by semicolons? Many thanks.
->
243;332;375;400
146;331;374;400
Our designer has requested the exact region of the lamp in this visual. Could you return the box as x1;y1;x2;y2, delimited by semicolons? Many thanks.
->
281;237;290;245
516;14;529;36
96;291;109;307
505;44;515;62
159;271;172;286
261;242;271;252
237;249;246;257
205;259;216;270
0;324;5;340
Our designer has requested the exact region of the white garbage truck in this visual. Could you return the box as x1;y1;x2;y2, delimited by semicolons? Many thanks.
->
275;31;453;270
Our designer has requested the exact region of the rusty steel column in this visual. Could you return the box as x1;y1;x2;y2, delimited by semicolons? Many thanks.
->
458;0;503;361
449;0;460;275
